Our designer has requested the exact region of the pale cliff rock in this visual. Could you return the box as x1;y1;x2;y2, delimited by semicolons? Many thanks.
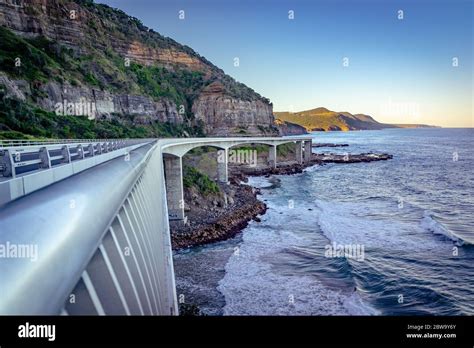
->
0;73;182;123
192;82;276;136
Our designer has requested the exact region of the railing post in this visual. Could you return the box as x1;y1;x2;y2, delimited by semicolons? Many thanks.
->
96;143;102;155
87;143;94;157
76;145;84;160
0;149;14;177
39;147;51;169
61;145;71;163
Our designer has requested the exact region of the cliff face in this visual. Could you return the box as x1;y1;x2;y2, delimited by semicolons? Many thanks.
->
0;0;276;137
192;82;276;136
275;118;308;136
0;72;182;124
0;0;210;71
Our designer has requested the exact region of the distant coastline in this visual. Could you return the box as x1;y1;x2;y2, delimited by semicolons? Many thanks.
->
275;107;440;134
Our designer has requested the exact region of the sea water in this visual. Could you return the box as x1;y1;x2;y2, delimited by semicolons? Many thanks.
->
174;128;474;315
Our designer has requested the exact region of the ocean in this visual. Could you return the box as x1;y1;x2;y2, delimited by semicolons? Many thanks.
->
173;128;474;315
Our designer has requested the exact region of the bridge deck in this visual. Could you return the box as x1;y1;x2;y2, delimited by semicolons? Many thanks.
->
0;136;312;315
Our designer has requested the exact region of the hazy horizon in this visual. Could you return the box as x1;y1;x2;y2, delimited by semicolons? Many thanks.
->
98;0;473;128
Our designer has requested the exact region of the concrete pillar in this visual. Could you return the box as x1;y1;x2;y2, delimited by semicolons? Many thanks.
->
303;140;312;163
164;155;185;221
217;148;228;184
295;141;303;164
268;145;277;168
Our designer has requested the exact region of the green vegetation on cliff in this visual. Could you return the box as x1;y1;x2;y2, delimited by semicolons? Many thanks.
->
0;25;208;139
0;0;276;139
0;28;50;81
275;108;388;131
0;26;205;109
275;108;437;131
0;93;201;139
183;166;220;195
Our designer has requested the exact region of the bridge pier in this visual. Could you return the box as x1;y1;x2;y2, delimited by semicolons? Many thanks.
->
295;141;303;164
303;140;312;163
217;148;229;184
163;155;185;221
268;145;277;168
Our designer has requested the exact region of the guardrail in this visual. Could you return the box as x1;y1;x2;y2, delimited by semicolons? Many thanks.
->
0;142;177;315
0;139;154;178
0;139;155;205
0;136;312;315
0;138;151;147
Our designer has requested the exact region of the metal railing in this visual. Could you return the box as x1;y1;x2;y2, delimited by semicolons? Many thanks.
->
0;139;155;206
0;136;313;315
0;142;177;315
0;138;156;147
0;139;153;178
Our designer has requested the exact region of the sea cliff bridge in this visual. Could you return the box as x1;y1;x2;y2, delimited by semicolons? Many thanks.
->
0;136;312;315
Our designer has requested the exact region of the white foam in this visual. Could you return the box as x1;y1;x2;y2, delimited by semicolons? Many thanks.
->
421;212;467;246
316;199;446;251
246;176;273;188
303;164;320;173
218;206;379;315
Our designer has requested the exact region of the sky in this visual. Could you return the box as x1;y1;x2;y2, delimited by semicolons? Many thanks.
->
97;0;473;127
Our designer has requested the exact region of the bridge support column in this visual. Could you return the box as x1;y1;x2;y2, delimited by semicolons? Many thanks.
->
295;141;303;164
217;148;229;184
268;145;277;168
303;140;312;163
164;155;185;221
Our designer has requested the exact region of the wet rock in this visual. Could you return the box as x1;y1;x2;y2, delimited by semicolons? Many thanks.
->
171;148;393;250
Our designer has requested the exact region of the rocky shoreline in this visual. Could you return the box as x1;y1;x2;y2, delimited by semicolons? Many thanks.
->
313;152;393;163
312;143;349;148
170;182;267;249
170;150;393;250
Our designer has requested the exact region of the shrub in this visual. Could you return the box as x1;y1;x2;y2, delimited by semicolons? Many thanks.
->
183;166;219;195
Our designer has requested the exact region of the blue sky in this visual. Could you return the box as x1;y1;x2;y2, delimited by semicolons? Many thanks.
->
98;0;473;127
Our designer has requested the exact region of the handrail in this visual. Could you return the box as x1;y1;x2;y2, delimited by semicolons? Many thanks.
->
0;138;156;147
0;136;312;315
0;143;159;314
0;139;153;179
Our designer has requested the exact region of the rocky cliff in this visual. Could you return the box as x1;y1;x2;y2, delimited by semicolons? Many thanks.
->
275;118;308;135
0;0;277;138
192;81;276;136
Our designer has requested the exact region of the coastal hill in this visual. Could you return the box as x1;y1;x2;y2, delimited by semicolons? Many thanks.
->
0;0;278;139
275;118;308;135
275;107;438;132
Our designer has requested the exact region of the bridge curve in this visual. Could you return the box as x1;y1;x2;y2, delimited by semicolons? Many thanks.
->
0;136;312;315
160;137;302;157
